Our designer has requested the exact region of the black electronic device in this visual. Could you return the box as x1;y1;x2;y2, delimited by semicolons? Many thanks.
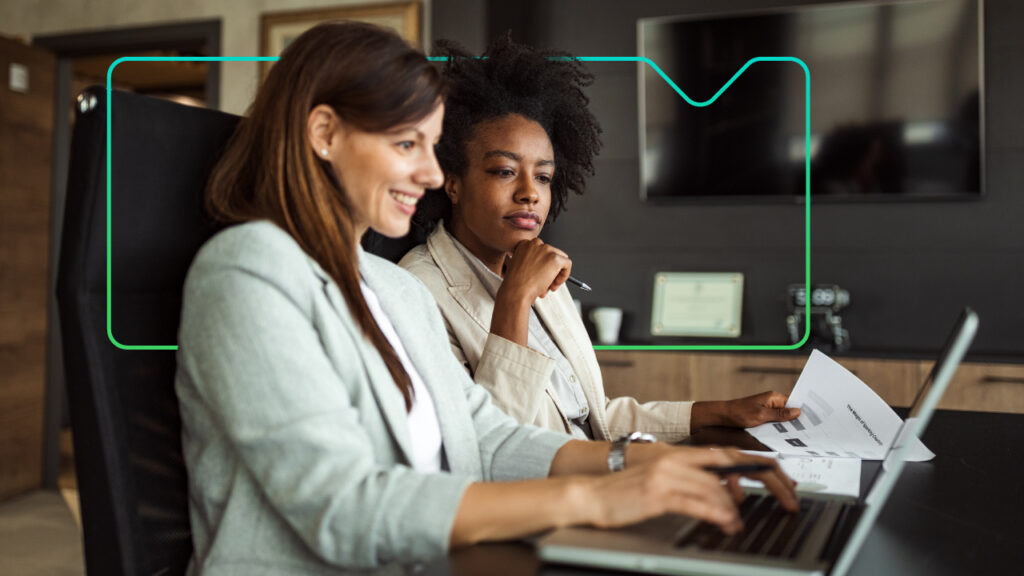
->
787;284;851;351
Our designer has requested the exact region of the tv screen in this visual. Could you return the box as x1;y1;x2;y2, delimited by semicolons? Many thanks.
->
639;0;982;201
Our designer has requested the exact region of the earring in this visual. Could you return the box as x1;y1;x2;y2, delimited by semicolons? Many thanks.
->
320;148;328;157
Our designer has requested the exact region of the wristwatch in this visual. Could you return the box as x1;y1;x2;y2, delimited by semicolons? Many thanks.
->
607;431;657;472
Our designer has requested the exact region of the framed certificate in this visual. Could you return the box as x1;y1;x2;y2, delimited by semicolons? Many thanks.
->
651;272;743;337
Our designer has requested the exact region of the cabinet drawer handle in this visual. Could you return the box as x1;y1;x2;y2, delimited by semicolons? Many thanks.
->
737;366;802;375
980;376;1024;384
598;360;635;368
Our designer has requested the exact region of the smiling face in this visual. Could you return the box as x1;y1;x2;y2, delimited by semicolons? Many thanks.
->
447;114;555;273
312;103;445;240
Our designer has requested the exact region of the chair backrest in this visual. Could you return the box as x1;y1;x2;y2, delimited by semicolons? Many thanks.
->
57;87;239;576
57;86;426;575
57;86;427;576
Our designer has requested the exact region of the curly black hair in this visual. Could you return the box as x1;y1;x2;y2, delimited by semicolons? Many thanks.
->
415;33;603;229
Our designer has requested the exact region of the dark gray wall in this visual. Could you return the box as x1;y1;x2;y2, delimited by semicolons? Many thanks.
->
432;0;1024;359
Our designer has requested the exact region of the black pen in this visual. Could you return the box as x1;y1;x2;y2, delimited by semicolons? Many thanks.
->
566;275;591;292
704;464;774;476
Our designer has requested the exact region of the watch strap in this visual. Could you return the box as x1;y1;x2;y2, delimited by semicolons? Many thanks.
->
608;431;657;472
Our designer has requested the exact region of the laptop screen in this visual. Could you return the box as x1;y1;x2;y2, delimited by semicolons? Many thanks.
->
832;308;978;576
875;308;979;481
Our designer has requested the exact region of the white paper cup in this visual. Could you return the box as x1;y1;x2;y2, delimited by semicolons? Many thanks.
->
589;307;623;344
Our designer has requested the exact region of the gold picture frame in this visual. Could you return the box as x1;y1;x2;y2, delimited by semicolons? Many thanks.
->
259;2;421;79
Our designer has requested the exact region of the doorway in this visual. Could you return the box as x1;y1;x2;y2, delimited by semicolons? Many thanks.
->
31;19;220;499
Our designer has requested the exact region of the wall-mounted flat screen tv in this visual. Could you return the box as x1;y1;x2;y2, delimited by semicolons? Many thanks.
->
639;0;982;201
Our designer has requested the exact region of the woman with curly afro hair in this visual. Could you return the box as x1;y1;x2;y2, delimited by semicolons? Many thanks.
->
400;35;799;443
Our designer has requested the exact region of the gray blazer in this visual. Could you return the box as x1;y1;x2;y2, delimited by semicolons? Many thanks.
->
175;221;571;574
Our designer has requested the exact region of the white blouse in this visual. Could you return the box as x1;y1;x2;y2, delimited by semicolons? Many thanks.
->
360;281;443;473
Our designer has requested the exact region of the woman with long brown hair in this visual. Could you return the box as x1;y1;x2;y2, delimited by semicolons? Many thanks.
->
175;21;796;573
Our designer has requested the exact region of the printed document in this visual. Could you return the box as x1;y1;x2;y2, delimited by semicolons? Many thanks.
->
738;452;861;498
747;350;934;461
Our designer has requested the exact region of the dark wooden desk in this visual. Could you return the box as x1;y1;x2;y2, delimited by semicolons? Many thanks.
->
840;410;1024;576
392;410;1024;576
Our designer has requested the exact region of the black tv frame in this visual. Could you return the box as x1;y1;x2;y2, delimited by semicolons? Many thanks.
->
636;0;986;205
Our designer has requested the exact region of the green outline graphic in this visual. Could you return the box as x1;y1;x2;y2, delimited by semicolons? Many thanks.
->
105;56;810;351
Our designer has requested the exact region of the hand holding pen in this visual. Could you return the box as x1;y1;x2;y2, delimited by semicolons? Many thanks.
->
502;239;591;295
501;238;575;298
566;275;591;292
492;238;575;347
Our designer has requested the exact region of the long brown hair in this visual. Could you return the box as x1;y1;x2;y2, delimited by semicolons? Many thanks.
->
206;22;443;410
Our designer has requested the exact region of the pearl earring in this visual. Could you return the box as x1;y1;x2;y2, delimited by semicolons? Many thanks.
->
321;148;328;157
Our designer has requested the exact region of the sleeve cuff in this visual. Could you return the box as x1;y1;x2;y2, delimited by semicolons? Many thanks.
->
488;425;573;481
476;332;556;391
605;399;695;444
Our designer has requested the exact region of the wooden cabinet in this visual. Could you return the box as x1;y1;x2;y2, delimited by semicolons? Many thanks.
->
824;357;923;407
596;351;693;402
596;351;1024;414
941;362;1024;413
688;353;804;402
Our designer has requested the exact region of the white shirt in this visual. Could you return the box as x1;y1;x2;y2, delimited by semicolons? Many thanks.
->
360;281;443;473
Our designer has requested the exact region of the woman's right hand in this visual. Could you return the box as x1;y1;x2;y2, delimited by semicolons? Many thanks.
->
451;443;797;548
490;238;572;346
578;446;798;534
499;238;572;303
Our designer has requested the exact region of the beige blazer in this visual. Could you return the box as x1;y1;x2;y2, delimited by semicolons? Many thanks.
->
399;225;693;442
175;221;571;574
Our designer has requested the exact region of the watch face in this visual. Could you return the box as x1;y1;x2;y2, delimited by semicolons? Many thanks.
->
610;432;655;472
630;432;657;443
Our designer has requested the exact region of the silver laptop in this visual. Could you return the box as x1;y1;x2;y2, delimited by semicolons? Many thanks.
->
538;308;979;576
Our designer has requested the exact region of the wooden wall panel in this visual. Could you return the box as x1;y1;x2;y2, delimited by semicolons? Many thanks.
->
596;351;1024;415
598;350;694;402
0;35;54;501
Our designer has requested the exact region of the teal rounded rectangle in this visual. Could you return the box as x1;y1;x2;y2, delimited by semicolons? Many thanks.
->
104;56;811;351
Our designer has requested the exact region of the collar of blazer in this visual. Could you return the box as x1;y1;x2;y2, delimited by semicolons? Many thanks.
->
425;226;611;439
306;245;483;475
424;224;572;351
305;253;415;465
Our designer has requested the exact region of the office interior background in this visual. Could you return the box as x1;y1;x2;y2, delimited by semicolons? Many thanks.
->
1;0;1021;574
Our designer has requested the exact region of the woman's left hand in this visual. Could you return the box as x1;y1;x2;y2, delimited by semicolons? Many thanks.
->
691;391;801;430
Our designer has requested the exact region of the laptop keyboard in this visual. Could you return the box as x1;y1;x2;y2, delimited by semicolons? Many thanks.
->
677;495;827;559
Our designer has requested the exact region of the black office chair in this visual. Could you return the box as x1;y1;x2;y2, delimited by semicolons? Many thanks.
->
57;86;238;576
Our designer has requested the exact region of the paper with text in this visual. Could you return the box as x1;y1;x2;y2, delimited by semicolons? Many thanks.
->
747;350;934;461
738;452;861;498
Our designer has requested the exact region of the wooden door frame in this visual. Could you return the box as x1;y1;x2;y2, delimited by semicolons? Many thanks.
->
33;19;221;488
